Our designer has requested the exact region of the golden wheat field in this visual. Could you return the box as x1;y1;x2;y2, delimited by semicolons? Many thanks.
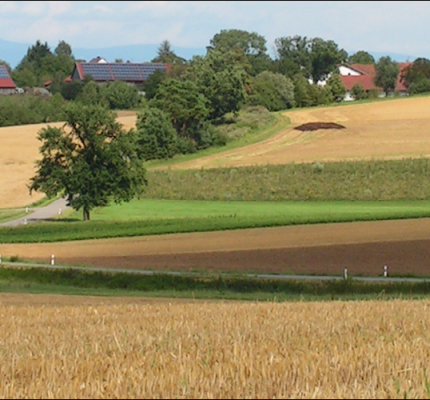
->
0;295;429;399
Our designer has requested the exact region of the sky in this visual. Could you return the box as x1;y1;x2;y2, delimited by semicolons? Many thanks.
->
0;0;429;59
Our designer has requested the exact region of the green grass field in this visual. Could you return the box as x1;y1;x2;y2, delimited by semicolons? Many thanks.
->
69;199;430;222
2;199;430;243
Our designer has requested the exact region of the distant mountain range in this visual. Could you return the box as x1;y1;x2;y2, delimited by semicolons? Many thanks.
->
0;37;420;68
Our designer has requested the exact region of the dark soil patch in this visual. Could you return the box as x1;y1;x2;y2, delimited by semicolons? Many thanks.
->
295;122;346;132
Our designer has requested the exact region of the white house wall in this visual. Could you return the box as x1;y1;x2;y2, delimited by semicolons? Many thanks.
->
339;66;362;76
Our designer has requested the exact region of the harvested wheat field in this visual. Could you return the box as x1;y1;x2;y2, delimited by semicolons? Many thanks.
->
0;112;137;209
2;218;430;276
0;295;429;399
170;96;430;170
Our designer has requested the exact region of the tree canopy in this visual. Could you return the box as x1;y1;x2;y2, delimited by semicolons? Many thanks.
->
29;104;147;221
348;51;375;65
209;29;271;75
184;49;247;121
374;56;400;95
400;58;430;88
274;35;347;83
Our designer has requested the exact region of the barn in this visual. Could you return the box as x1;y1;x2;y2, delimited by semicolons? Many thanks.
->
70;61;170;85
0;65;17;95
339;63;411;101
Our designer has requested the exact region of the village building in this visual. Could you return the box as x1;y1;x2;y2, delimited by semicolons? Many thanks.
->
0;65;17;95
70;60;170;85
339;63;411;101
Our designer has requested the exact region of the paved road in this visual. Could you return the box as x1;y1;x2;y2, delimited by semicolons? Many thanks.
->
0;198;70;227
1;261;429;284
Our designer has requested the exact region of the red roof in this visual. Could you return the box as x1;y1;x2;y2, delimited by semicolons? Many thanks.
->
0;65;16;89
0;79;16;89
347;64;376;76
340;75;376;91
340;62;412;92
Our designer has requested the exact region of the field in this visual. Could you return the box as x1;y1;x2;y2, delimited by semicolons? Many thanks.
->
1;294;429;399
169;96;430;170
2;97;430;277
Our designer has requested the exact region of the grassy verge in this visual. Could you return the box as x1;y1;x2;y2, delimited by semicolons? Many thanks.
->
0;210;25;223
0;266;429;302
2;200;430;243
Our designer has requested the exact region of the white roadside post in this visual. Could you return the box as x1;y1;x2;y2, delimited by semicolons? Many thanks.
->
51;255;55;266
383;265;388;278
0;254;2;264
25;207;29;214
59;208;62;215
344;268;348;280
24;218;28;226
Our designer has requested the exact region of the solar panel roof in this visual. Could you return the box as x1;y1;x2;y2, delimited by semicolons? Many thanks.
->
0;66;10;79
79;63;167;82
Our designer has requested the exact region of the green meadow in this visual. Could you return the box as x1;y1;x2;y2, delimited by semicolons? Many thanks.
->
1;199;430;243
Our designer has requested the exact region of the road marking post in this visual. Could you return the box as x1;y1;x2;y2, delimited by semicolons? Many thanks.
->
25;207;29;214
0;254;2;264
383;265;388;278
51;255;55;266
24;218;28;226
344;268;348;280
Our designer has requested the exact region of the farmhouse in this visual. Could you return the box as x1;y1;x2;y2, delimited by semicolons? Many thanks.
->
0;65;17;95
70;61;170;85
339;63;411;101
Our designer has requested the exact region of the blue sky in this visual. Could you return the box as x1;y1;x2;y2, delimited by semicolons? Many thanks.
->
0;1;429;58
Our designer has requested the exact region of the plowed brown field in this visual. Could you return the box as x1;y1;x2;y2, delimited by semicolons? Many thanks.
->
2;218;430;276
2;98;430;276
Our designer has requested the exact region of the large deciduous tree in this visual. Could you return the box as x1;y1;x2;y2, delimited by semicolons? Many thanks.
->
274;36;347;84
29;104;147;221
374;56;400;95
135;107;178;161
249;71;295;111
209;29;271;75
150;78;210;145
309;38;348;84
348;51;375;65
400;58;430;88
184;49;247;121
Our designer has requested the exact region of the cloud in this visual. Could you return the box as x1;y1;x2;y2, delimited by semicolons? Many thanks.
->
0;0;429;59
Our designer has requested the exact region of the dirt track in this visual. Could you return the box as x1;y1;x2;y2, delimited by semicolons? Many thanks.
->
2;218;430;277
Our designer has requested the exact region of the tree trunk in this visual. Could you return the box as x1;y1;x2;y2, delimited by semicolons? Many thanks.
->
83;208;90;222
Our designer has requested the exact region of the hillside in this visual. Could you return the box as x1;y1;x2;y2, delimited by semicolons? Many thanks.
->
166;96;430;170
2;96;430;208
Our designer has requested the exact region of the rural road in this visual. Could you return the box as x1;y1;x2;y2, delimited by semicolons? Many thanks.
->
1;260;429;284
0;198;70;227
